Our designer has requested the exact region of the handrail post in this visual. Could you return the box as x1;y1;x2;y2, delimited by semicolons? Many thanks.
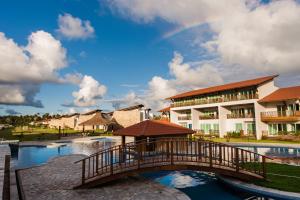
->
170;140;174;165
110;150;113;175
137;144;141;169
219;144;222;164
82;159;86;185
209;142;212;167
96;153;99;174
198;140;202;161
262;156;266;179
235;148;239;172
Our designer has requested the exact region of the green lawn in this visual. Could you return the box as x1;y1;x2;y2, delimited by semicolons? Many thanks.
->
0;126;112;141
208;137;300;144
253;163;300;193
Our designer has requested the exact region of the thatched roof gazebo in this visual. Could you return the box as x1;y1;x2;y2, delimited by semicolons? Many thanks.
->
79;112;111;132
114;120;195;146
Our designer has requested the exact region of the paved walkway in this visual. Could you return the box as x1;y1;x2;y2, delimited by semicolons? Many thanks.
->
18;155;190;200
0;144;10;200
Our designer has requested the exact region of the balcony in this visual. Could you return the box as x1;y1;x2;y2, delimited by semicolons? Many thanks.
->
261;111;300;122
178;115;191;120
199;115;219;120
227;113;254;119
171;93;259;108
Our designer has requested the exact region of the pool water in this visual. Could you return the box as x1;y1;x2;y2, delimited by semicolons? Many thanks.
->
143;170;270;200
11;138;116;169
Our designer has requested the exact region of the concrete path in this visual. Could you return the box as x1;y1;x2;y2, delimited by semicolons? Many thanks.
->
18;155;190;200
0;144;10;199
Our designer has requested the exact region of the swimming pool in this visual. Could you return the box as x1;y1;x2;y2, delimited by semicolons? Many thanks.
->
11;138;116;169
142;170;270;200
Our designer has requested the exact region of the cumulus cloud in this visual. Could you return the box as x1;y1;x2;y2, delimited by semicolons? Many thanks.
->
108;0;300;74
5;109;21;115
68;75;107;107
0;31;67;84
108;52;223;111
0;30;68;107
57;13;95;39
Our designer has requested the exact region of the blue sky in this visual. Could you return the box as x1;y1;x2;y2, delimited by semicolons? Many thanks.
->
0;0;300;115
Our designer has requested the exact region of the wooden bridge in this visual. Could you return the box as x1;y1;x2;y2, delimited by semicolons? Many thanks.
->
74;137;268;189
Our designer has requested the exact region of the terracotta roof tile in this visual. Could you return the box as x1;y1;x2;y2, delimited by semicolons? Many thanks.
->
158;106;170;112
259;86;300;103
114;120;195;137
167;75;278;100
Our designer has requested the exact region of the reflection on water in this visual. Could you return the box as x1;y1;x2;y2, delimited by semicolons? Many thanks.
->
240;146;300;166
143;171;273;200
11;138;116;169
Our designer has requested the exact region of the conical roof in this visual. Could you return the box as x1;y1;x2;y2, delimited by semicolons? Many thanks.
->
79;112;111;126
114;120;195;137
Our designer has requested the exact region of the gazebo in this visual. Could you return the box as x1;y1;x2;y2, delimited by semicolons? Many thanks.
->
114;120;195;146
79;112;111;132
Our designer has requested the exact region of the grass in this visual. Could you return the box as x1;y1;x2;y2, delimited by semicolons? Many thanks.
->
208;137;300;144
252;163;300;193
0;126;111;141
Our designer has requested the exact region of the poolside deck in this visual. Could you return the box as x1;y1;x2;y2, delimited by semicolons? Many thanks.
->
0;144;10;200
17;155;190;200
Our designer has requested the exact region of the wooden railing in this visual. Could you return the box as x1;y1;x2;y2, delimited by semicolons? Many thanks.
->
199;115;219;120
171;94;259;108
227;113;254;119
261;111;300;122
178;116;192;120
75;138;268;187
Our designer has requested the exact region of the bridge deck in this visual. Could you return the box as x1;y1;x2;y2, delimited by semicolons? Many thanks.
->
75;138;267;188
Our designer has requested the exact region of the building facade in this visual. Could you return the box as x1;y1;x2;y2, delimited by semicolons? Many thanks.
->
166;75;300;140
112;104;151;128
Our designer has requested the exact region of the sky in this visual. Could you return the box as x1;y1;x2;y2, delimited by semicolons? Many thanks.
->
0;0;300;116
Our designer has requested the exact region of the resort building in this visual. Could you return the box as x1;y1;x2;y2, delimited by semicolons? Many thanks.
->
112;104;152;128
165;75;300;140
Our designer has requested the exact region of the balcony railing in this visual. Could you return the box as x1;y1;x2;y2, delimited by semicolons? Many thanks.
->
199;115;219;120
227;113;254;119
171;94;259;108
261;111;300;122
178;116;192;120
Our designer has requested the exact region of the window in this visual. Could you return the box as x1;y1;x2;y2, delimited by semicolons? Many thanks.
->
235;123;243;132
247;123;255;134
213;124;219;131
200;123;211;133
268;124;277;135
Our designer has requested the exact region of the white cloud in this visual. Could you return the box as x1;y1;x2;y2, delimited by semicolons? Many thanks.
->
108;52;223;111
57;13;95;39
0;31;67;84
108;0;300;74
71;75;107;107
0;84;43;107
0;30;68;107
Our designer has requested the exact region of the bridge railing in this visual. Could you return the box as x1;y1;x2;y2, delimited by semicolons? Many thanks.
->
75;138;268;185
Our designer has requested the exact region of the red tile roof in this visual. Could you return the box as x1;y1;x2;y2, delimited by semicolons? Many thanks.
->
113;120;195;137
259;86;300;103
167;75;278;100
158;106;170;112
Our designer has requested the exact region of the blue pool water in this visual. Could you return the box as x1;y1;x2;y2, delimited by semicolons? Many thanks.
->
11;138;116;169
143;170;267;200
